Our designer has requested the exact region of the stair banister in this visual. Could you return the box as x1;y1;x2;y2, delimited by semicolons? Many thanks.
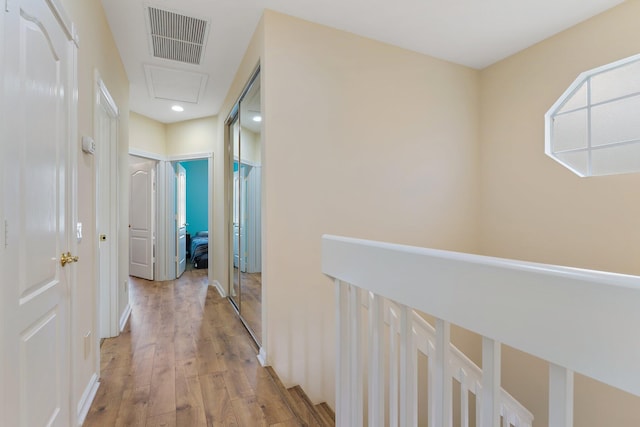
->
322;234;640;426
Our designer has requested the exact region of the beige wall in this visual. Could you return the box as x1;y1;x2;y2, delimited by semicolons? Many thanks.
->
261;10;480;405
479;2;640;426
130;111;166;156
166;116;218;157
129;113;218;159
58;0;130;418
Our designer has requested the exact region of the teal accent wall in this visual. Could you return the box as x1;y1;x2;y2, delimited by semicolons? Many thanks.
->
180;160;208;235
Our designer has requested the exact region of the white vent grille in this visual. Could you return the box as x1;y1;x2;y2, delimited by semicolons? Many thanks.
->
147;7;208;65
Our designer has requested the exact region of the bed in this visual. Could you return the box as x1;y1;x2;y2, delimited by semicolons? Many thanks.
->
190;231;209;269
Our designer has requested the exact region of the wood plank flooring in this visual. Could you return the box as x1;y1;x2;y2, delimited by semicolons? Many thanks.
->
231;269;262;344
83;270;298;427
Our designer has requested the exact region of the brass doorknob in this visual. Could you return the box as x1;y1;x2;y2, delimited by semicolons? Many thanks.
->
60;252;79;267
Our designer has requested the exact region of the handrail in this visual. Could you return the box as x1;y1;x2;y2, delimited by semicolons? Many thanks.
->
322;234;640;399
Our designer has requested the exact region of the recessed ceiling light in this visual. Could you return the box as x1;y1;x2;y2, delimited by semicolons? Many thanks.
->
253;115;262;122
172;105;184;112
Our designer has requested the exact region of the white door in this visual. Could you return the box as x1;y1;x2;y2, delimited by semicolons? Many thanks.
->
97;80;119;338
176;163;187;277
1;0;76;425
129;161;155;280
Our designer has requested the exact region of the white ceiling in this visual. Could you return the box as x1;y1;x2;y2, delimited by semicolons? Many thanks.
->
100;0;623;124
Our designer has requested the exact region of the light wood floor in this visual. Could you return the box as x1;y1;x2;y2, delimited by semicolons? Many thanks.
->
83;270;299;427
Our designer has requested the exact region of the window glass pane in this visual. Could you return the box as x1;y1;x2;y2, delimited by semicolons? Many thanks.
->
591;94;640;146
554;150;589;176
557;82;587;113
591;59;640;104
591;142;640;176
552;109;588;152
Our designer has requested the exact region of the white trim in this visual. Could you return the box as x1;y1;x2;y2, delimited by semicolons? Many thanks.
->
97;79;119;117
168;152;213;161
45;0;79;45
257;347;267;367
213;280;226;297
76;374;99;426
128;150;215;163
119;303;132;332
95;72;120;340
129;147;166;161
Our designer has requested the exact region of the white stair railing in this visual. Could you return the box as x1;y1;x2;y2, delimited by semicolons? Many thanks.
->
322;235;640;427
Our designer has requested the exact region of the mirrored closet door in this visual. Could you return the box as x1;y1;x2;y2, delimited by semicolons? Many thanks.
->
228;69;262;344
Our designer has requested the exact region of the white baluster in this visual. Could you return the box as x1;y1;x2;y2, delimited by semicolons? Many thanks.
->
460;369;469;427
481;337;501;427
349;286;363;427
433;319;452;427
400;305;417;426
476;382;483;426
502;407;510;427
368;293;385;426
549;364;574;427
389;307;399;427
335;279;350;427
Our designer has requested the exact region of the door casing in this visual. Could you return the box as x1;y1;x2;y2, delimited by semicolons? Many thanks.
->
95;74;120;339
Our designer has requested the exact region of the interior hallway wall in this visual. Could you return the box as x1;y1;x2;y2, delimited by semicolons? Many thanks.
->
58;0;130;416
260;10;480;406
130;111;167;156
478;2;640;426
166;116;218;157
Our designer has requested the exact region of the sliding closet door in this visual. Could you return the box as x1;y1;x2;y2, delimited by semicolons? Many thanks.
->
228;68;262;345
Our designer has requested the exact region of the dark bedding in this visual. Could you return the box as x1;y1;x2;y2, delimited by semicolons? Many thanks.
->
190;232;208;269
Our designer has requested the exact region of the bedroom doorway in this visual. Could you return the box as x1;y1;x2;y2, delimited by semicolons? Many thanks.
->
174;158;211;274
227;67;263;346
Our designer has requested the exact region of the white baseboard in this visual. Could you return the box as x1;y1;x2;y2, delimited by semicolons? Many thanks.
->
212;280;226;297
119;303;132;332
257;347;267;366
76;373;100;426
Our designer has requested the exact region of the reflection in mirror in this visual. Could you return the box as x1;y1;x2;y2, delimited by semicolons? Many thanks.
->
229;69;262;345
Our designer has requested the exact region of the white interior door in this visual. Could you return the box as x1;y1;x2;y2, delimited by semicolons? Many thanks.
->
176;163;187;277
97;80;119;338
129;161;155;280
1;0;75;425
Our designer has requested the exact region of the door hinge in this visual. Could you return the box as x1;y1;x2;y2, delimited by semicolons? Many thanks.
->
4;220;7;248
175;255;178;262
5;0;10;12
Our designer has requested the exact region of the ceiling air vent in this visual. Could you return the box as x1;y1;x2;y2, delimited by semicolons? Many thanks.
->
146;7;209;65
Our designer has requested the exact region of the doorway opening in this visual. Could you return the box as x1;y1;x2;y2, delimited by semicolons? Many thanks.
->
175;159;211;275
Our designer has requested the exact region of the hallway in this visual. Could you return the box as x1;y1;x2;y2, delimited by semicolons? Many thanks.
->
84;271;298;426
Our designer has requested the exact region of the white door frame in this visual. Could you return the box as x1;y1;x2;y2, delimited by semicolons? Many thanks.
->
95;73;120;340
128;150;214;284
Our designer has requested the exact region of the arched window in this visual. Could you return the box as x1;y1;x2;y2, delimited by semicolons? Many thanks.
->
545;53;640;177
